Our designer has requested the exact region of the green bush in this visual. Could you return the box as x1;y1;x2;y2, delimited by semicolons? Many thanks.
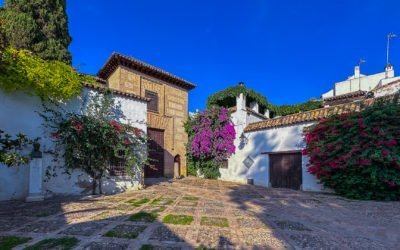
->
304;96;400;200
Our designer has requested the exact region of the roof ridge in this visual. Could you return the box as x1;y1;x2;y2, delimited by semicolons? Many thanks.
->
97;52;196;90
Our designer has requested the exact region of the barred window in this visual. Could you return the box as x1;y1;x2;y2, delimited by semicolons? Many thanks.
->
145;90;158;112
109;153;126;176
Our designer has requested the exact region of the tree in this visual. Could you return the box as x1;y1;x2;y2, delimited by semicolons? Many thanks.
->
0;0;72;63
41;93;147;194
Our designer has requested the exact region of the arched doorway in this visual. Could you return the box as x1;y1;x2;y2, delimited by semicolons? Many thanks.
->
174;155;181;178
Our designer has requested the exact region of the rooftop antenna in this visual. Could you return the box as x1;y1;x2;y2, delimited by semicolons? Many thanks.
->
358;59;366;91
386;33;396;66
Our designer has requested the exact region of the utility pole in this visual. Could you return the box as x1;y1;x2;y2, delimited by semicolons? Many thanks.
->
386;33;396;66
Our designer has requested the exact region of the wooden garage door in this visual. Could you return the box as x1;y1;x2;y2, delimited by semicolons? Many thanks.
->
269;152;302;190
145;128;164;178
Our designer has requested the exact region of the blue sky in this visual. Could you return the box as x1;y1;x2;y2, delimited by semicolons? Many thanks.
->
2;0;400;111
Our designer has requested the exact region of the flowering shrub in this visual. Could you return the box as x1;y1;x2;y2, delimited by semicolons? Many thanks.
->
41;93;147;194
185;107;235;178
304;96;400;200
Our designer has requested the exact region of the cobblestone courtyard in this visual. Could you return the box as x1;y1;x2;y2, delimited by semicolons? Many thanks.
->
0;177;399;249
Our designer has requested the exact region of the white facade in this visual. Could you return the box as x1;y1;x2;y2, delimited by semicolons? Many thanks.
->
0;87;147;201
322;65;400;98
221;120;326;191
373;80;400;97
220;93;326;192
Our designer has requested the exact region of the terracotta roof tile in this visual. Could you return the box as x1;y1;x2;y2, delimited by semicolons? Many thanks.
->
97;53;196;90
323;90;367;102
244;97;386;132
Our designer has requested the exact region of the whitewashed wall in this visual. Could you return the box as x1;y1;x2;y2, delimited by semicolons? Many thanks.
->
0;88;147;201
220;121;327;192
374;81;400;97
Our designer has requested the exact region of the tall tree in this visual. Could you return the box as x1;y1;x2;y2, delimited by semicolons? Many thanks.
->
0;0;72;64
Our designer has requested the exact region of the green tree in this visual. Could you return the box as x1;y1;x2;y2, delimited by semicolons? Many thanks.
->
0;0;72;63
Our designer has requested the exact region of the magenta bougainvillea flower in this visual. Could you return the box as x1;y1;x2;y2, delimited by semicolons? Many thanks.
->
190;107;235;162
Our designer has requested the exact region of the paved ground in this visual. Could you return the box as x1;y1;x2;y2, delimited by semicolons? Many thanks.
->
0;177;399;249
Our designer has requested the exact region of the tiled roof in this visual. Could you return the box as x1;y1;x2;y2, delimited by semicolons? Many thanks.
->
244;99;375;132
82;82;151;102
97;53;196;90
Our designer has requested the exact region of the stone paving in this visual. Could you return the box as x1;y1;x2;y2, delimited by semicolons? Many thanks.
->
0;177;399;249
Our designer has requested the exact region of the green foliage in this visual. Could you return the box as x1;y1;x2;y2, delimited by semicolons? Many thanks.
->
24;237;78;250
200;217;229;227
0;236;31;250
40;92;147;194
128;212;159;222
104;226;146;239
1;0;72;63
150;197;175;206
140;245;154;250
197;160;222;179
162;214;194;225
0;48;84;101
304;96;400;200
274;98;322;116
206;83;322;117
186;156;198;176
207;84;274;112
183;196;199;201
127;198;150;207
0;130;31;167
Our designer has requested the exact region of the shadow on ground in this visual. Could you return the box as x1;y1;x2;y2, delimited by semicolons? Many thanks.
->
0;177;399;249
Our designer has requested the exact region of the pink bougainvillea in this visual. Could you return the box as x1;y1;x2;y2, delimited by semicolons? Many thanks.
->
303;97;400;200
190;107;235;162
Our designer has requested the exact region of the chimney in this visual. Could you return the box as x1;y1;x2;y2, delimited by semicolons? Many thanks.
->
354;66;360;78
249;101;259;113
236;93;246;111
385;64;394;78
264;109;270;118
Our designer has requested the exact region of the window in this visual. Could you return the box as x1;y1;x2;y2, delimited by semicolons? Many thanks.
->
220;159;229;169
145;90;158;112
109;151;126;176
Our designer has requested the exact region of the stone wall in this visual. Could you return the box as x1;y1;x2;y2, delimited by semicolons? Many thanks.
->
108;66;189;177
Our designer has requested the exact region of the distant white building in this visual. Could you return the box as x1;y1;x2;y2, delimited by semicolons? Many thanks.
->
322;64;400;99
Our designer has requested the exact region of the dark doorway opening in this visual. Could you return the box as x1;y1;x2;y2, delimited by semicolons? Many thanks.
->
174;155;181;178
145;128;165;178
269;152;302;190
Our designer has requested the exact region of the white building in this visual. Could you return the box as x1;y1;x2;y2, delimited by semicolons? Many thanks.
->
322;64;400;100
220;92;327;191
0;83;149;201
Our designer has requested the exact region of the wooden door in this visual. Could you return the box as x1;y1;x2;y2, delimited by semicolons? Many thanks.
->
146;129;164;178
269;152;302;190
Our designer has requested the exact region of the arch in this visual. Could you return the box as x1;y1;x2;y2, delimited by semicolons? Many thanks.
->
174;155;181;178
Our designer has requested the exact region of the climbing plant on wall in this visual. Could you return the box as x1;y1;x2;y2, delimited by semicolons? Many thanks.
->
206;83;322;117
0;47;94;101
303;95;400;200
185;107;236;179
